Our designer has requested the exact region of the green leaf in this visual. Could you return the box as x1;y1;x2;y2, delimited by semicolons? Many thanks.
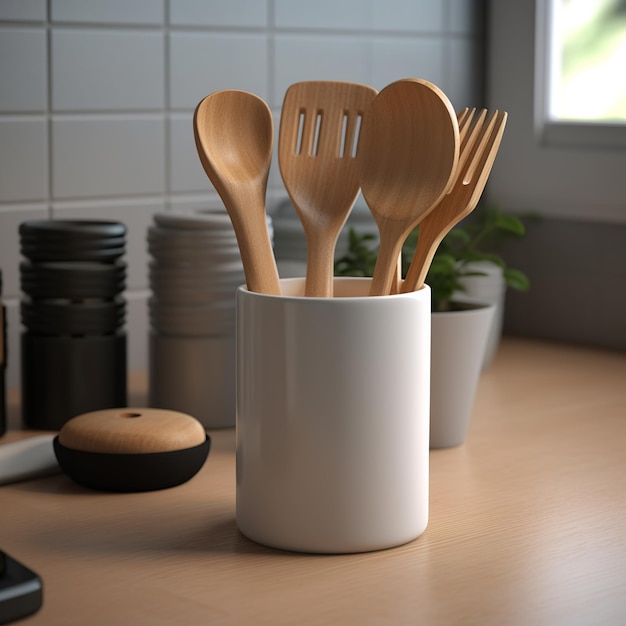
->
445;228;472;245
467;251;506;267
504;268;530;291
495;212;526;235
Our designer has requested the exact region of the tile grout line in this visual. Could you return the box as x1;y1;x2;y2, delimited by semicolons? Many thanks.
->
163;0;171;212
45;0;53;219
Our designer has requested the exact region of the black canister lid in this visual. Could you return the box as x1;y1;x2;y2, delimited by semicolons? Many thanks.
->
19;220;126;262
19;220;126;239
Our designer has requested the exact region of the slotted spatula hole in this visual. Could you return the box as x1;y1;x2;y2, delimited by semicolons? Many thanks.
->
295;111;305;155
351;114;363;158
339;113;349;157
312;111;323;156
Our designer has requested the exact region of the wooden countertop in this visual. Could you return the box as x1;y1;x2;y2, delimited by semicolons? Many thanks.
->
1;337;625;625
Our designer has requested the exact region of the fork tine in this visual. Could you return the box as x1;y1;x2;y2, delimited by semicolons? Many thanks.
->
463;110;507;185
398;110;507;295
457;108;487;177
456;107;471;128
467;111;507;206
457;107;475;141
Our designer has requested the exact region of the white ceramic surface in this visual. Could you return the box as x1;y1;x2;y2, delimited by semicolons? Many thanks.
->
236;277;431;554
430;301;495;449
457;261;506;369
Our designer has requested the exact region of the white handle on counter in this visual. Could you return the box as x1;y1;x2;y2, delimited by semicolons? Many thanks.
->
0;435;61;485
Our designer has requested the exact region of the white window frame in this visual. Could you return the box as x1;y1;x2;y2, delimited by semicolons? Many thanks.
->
486;0;626;224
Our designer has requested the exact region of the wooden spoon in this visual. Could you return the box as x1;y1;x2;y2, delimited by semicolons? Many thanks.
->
388;106;475;293
278;81;377;297
193;90;281;295
401;109;508;293
356;78;460;296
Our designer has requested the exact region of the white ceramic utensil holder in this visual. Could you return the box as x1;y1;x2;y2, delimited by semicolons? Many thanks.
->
236;277;431;554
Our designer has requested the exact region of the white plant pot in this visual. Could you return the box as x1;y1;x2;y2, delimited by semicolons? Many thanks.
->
456;261;506;369
430;300;496;449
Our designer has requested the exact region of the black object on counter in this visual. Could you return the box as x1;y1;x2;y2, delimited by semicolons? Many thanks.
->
0;550;43;623
19;220;128;430
53;407;210;492
0;269;6;437
53;435;211;492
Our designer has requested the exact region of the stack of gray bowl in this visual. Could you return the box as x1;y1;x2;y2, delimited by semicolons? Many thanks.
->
148;210;272;428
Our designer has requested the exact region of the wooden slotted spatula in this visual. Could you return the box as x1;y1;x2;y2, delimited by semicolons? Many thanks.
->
278;81;377;297
401;109;508;293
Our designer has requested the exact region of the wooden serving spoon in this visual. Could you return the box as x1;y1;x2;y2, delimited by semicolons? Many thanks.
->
278;81;377;297
356;78;460;296
401;109;508;293
193;90;281;295
388;106;475;293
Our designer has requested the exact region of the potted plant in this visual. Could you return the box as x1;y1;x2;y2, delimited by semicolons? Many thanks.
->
436;203;531;368
335;205;529;448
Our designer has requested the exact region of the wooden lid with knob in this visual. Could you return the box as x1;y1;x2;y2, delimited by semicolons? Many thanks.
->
58;408;207;455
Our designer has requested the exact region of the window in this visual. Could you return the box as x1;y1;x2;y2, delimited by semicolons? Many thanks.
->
486;1;626;223
548;0;626;123
537;0;626;147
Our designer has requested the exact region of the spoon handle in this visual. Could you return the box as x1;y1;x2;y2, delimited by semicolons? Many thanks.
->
228;197;281;296
369;225;406;296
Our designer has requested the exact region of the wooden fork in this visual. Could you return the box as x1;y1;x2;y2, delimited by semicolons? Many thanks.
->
389;107;479;294
399;109;508;293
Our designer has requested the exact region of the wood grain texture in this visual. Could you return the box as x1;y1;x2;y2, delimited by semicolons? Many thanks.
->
278;81;377;297
193;90;281;295
2;338;626;625
402;109;508;293
356;78;459;296
57;408;206;454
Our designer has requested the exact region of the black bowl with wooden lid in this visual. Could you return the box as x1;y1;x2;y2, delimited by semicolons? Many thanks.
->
53;408;211;492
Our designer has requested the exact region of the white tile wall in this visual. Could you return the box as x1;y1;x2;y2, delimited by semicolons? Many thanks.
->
169;113;213;193
169;0;267;27
0;0;484;390
274;0;445;32
0;28;47;112
50;0;164;25
51;29;165;111
0;119;48;202
51;116;166;198
274;35;369;103
0;0;46;22
370;37;446;91
169;32;269;108
371;0;445;32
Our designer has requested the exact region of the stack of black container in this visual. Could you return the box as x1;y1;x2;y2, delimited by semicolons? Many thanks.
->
19;220;127;430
